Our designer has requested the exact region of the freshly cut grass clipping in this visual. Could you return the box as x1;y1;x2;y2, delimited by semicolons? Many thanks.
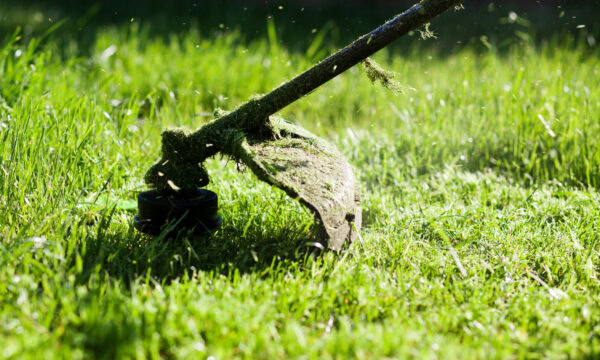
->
362;57;408;93
419;23;438;40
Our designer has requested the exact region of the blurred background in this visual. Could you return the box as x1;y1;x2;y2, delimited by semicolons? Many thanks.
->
1;0;598;55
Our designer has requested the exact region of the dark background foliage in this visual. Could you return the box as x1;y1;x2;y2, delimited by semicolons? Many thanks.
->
1;0;599;55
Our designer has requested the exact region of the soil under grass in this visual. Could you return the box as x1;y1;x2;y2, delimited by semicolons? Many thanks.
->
1;2;599;359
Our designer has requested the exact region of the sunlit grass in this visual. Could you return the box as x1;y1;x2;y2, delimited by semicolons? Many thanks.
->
0;18;599;359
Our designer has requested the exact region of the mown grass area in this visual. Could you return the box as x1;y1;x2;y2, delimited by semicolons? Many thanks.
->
1;3;599;359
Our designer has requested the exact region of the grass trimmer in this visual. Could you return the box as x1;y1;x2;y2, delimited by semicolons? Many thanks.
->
134;0;463;250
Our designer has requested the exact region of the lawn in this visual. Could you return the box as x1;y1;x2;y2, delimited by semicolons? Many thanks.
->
1;1;599;358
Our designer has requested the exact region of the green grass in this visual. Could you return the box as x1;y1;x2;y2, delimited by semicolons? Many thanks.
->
1;11;600;359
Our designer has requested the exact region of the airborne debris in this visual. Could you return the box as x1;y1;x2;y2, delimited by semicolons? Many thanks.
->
362;58;411;93
419;22;437;40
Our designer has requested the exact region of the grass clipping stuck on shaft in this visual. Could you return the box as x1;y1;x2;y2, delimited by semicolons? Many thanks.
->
362;58;408;93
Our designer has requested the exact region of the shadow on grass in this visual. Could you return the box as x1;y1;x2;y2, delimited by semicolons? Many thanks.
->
65;312;140;360
1;0;598;58
77;213;325;285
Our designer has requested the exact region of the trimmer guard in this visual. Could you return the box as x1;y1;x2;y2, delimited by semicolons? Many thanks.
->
240;118;362;250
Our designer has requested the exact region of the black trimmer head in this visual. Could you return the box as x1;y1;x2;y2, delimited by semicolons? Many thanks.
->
134;188;222;236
